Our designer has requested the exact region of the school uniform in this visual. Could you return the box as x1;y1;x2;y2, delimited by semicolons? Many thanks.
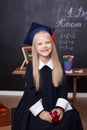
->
12;60;83;130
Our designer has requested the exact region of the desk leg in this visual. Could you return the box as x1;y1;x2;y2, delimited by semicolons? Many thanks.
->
73;77;77;107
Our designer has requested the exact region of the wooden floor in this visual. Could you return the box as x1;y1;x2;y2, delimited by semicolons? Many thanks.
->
0;95;87;130
76;98;87;130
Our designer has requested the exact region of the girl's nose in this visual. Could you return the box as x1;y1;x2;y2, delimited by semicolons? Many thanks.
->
43;43;47;47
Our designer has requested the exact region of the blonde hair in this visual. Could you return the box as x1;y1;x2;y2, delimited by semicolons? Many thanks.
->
32;31;63;91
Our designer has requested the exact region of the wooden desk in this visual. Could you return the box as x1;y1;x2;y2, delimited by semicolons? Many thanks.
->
66;68;87;107
12;67;87;107
12;67;26;75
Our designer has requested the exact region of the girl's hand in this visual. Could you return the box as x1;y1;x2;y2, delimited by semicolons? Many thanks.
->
38;110;52;123
52;108;64;121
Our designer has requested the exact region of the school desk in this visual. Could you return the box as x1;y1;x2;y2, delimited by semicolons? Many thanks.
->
65;68;87;107
12;67;87;107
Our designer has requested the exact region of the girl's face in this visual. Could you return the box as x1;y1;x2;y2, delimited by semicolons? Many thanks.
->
34;31;53;61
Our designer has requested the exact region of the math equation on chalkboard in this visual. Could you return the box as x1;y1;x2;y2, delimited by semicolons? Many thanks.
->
54;6;87;51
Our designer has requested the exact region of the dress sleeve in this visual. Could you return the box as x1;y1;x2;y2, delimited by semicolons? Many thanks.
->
24;62;44;116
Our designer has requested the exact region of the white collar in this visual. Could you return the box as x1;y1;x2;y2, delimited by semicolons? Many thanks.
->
39;59;53;70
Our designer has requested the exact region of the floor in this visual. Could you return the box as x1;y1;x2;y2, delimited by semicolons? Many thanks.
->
0;95;87;130
0;95;22;130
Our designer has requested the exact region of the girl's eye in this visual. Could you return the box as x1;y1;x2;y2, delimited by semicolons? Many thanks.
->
46;41;51;44
37;42;42;45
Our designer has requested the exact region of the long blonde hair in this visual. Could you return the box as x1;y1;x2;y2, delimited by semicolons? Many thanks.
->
32;31;63;91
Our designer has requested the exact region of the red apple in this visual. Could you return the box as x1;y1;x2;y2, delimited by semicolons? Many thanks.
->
49;110;59;124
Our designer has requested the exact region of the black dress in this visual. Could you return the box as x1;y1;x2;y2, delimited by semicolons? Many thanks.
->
12;61;83;130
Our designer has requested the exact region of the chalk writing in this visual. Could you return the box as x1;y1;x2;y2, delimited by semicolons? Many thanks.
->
67;6;87;21
59;45;74;51
56;6;87;28
58;38;74;51
56;19;82;28
59;33;76;39
55;6;87;51
59;39;74;45
55;31;75;51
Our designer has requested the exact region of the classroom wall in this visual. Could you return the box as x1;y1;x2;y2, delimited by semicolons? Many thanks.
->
0;0;87;92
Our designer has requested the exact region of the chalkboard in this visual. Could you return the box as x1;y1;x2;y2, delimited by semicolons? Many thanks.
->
54;5;87;67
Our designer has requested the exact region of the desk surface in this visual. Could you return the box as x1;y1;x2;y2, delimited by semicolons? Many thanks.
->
12;67;26;75
66;68;87;76
12;67;87;76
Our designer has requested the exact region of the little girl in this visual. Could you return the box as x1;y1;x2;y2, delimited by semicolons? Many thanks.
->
12;22;83;130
